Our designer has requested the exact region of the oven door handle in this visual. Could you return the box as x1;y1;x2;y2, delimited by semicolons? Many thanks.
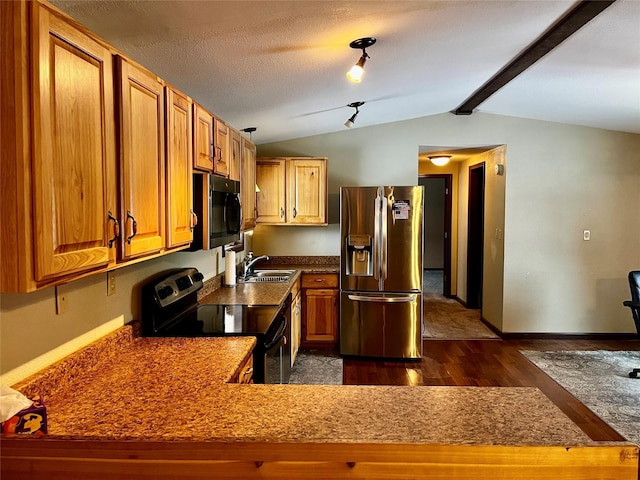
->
264;316;287;350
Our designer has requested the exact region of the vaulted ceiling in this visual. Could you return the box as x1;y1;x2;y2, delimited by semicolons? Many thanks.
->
51;0;640;144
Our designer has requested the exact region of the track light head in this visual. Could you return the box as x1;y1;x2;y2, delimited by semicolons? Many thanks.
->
345;101;365;128
346;37;376;83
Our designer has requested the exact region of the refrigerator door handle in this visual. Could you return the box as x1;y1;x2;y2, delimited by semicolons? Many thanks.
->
373;192;382;281
380;191;388;286
347;294;415;303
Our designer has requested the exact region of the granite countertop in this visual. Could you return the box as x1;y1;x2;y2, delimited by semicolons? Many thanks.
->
9;325;604;446
199;260;339;306
199;271;301;306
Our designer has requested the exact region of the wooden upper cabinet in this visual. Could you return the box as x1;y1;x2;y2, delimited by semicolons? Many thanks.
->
165;86;195;248
229;128;242;181
30;4;117;281
287;158;327;225
240;137;257;231
193;103;214;172
255;157;328;226
213;116;230;177
116;56;166;260
256;159;286;224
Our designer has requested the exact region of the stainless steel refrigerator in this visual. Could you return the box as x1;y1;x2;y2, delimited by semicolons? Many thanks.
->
340;186;423;359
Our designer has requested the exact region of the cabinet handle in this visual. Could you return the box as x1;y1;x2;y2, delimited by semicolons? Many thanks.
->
190;209;198;230
126;211;137;244
280;207;284;218
314;278;326;283
292;207;297;218
214;145;222;162
209;143;215;163
107;211;120;248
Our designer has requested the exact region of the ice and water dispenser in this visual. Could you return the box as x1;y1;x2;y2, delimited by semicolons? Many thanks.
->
345;234;373;276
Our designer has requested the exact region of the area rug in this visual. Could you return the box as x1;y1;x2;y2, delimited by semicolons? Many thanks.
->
289;351;343;385
423;294;499;339
521;350;640;445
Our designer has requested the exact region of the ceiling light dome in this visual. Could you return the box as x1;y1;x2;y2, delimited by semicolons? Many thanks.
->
428;155;451;167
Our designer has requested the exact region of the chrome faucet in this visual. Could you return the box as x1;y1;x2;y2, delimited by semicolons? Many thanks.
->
243;252;269;278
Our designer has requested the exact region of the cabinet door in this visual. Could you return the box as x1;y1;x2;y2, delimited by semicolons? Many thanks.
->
287;158;327;225
304;288;338;344
165;86;195;248
229;128;241;181
240;137;257;231
213;117;230;177
256;159;286;224
117;57;165;259
31;5;117;280
293;292;303;366
193;104;213;172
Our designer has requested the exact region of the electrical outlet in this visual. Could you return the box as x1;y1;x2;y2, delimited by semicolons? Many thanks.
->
55;284;69;314
107;271;116;296
583;230;591;241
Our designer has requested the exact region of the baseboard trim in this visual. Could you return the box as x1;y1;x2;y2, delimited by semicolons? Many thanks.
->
452;296;467;308
499;332;639;340
480;317;504;338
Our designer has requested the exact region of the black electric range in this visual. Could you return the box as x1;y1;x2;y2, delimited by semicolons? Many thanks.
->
140;268;291;384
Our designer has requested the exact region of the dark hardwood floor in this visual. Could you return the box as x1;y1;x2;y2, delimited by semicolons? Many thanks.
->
342;338;640;442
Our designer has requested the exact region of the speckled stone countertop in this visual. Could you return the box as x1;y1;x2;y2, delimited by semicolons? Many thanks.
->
199;257;339;306
9;325;604;446
199;271;301;306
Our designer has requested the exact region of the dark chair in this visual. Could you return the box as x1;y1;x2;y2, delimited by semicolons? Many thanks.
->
623;271;640;378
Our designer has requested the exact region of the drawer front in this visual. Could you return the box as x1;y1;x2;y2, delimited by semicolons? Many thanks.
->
301;273;338;289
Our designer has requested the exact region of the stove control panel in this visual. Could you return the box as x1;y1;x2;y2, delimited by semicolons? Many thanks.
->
152;268;204;308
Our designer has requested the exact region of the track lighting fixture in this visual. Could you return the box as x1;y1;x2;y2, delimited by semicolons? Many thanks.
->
345;101;365;128
241;127;256;140
428;155;452;167
346;37;376;83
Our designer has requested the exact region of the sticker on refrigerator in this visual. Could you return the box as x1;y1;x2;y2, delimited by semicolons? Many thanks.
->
392;200;410;220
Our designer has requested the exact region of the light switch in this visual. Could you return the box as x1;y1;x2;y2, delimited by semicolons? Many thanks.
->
583;230;591;241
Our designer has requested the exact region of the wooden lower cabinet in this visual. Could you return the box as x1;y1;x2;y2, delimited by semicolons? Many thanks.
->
290;279;302;366
231;353;253;384
301;273;339;349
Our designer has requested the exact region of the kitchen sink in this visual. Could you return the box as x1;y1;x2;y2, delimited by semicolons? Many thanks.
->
254;270;295;277
239;270;295;283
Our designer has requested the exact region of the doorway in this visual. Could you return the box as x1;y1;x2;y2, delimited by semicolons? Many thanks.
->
466;163;485;309
419;175;452;297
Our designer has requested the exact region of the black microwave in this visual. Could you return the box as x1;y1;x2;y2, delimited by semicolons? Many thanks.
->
192;175;241;250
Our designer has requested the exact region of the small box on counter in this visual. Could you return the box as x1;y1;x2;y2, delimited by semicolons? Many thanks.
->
1;397;47;436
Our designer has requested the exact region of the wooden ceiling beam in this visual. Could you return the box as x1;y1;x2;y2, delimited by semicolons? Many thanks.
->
453;0;617;115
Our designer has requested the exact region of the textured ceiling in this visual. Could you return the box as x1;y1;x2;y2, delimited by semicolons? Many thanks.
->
51;0;640;144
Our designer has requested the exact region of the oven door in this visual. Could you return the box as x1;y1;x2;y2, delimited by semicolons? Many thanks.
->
255;311;288;384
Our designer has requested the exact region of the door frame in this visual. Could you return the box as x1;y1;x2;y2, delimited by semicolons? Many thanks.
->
419;174;452;297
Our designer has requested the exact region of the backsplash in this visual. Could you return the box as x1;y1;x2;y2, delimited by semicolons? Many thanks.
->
265;256;339;266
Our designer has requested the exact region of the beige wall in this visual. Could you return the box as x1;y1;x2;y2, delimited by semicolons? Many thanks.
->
0;247;237;384
257;112;640;334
